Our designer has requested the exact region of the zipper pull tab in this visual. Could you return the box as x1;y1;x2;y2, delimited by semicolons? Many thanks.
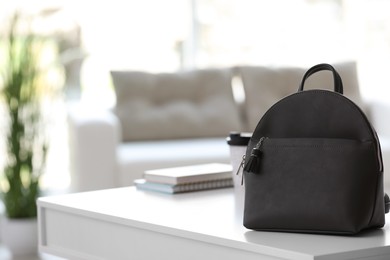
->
243;137;266;174
235;154;246;186
236;154;246;176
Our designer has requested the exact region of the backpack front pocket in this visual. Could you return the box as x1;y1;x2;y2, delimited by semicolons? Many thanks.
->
243;138;379;234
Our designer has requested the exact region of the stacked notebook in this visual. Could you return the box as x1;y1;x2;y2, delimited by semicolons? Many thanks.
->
134;163;233;194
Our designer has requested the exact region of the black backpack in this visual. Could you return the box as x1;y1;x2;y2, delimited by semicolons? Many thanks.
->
243;63;389;235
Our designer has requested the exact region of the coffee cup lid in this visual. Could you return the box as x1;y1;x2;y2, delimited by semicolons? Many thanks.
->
226;132;252;146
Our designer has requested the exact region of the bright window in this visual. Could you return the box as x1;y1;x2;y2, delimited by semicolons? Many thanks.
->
3;0;390;103
75;0;390;104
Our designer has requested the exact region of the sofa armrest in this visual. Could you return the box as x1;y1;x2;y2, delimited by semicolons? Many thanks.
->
368;101;390;191
67;104;121;192
369;101;390;137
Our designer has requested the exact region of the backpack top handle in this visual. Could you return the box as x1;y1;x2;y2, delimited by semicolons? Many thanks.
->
298;63;344;94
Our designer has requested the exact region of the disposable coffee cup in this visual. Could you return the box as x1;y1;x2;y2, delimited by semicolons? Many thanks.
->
227;132;251;211
226;132;251;188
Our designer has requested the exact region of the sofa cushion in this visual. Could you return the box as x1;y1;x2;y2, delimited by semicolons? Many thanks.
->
240;61;364;131
111;68;243;141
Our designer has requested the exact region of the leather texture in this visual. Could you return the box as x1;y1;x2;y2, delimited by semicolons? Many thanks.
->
243;63;385;235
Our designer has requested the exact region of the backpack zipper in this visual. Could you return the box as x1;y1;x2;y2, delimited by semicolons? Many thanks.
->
236;154;246;185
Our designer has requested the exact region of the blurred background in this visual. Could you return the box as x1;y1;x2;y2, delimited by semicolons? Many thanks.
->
0;0;390;197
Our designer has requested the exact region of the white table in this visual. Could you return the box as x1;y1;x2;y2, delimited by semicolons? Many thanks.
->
38;187;390;260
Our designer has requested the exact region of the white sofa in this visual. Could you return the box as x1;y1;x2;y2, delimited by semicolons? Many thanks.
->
67;62;390;192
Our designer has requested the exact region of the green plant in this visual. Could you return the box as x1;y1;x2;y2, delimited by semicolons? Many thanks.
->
0;12;51;218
